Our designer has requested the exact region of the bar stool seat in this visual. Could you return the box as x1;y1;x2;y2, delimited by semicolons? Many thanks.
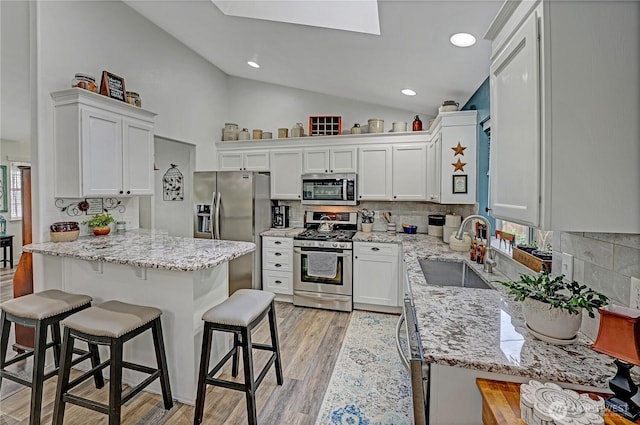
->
194;289;283;425
0;290;103;425
53;300;173;425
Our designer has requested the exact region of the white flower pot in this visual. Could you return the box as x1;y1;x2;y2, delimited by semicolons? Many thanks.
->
361;223;373;233
523;297;582;341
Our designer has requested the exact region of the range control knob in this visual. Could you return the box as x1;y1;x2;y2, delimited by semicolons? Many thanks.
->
332;242;338;248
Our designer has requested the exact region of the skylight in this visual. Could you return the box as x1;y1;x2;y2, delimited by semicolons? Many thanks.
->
212;1;381;35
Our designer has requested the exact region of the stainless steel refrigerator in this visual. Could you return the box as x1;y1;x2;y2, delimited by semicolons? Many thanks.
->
193;171;271;294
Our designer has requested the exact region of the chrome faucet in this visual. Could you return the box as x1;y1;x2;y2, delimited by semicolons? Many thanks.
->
454;214;496;273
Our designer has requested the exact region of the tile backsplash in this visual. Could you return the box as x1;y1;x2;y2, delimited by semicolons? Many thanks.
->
277;200;477;233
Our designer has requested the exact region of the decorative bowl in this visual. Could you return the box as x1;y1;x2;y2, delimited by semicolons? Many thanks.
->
402;224;418;234
50;230;80;242
50;221;79;232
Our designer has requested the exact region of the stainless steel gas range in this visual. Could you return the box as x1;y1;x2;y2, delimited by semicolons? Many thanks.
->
293;211;358;312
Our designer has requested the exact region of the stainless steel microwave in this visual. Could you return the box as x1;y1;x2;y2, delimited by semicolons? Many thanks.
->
301;173;357;206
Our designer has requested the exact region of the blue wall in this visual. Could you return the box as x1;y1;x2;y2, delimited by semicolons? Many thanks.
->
461;77;494;229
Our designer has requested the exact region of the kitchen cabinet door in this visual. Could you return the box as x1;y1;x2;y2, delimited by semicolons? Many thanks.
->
353;242;400;308
218;152;244;171
330;147;357;173
303;148;330;173
438;125;477;205
243;151;269;171
122;119;154;195
270;150;302;200
358;146;392;201
427;138;441;202
392;144;427;201
489;10;540;227
81;109;124;196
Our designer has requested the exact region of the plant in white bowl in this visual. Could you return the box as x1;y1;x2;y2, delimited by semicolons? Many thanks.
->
500;270;608;343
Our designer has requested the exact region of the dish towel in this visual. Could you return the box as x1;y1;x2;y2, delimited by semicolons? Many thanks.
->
307;252;338;279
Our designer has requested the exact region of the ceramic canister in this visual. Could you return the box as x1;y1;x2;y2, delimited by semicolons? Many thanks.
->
368;118;384;133
262;132;272;139
239;129;250;140
392;121;407;132
278;128;288;138
252;129;263;140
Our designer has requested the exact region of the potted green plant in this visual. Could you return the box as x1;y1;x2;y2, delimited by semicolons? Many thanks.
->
83;212;115;236
500;270;608;343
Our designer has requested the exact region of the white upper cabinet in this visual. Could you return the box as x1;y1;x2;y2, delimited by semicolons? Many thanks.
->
358;146;393;201
488;9;540;226
427;138;441;203
486;1;640;232
392;144;427;201
52;89;155;198
270;150;302;200
218;151;269;171
303;147;357;173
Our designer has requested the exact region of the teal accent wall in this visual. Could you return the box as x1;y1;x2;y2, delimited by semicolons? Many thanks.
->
461;77;494;229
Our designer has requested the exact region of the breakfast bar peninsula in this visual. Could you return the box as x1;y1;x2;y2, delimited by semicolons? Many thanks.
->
23;229;255;404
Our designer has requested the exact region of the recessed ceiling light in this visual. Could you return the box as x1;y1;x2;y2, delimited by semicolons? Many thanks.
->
401;89;416;96
247;61;260;69
450;33;476;48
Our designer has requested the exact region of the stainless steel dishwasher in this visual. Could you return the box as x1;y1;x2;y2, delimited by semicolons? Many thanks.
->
396;267;429;425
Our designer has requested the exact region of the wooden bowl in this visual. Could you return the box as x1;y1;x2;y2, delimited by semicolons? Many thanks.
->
50;230;80;242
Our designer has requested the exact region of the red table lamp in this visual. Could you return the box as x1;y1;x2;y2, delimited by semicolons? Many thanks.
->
592;305;640;421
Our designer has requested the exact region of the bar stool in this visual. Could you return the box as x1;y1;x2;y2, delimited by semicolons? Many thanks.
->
52;300;173;425
0;289;103;425
194;289;283;425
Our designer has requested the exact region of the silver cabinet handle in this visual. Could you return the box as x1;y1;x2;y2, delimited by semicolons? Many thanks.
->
275;252;282;256
274;280;282;284
275;241;282;245
395;314;409;371
275;264;282;267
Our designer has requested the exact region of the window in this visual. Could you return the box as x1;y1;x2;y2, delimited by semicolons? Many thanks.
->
10;161;30;220
494;218;553;253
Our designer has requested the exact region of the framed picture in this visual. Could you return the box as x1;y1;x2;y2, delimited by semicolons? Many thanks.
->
99;70;126;102
85;198;104;215
452;174;467;194
0;165;6;212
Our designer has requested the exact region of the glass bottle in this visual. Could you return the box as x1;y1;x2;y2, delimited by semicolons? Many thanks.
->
477;241;485;264
470;238;477;261
412;115;423;131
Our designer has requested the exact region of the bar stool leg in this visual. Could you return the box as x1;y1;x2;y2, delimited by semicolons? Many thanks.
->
241;327;258;425
29;319;49;425
151;318;173;410
194;323;214;425
51;322;62;368
268;302;283;385
108;338;123;425
231;332;240;378
88;342;105;389
53;327;75;425
0;311;10;389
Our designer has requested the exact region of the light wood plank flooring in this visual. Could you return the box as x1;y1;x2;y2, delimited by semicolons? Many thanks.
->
0;299;351;425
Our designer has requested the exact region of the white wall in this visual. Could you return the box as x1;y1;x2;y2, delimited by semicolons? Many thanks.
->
226;77;429;138
152;136;196;237
32;0;229;247
0;140;31;259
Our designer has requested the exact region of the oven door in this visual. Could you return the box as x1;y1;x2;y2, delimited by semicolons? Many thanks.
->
293;246;352;296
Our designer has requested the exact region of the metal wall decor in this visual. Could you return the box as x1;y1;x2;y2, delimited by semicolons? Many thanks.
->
55;198;126;216
163;164;184;201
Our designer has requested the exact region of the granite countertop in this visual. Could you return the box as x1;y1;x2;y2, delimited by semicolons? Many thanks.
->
359;231;621;389
260;228;305;238
23;229;255;272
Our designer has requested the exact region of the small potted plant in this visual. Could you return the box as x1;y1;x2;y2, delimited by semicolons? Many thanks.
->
83;212;115;236
358;209;375;233
500;269;608;343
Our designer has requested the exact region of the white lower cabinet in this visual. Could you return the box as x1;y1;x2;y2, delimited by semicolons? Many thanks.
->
353;242;401;311
262;237;294;299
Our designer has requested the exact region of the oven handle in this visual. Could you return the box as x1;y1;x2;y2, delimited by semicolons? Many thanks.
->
294;247;351;257
395;313;410;371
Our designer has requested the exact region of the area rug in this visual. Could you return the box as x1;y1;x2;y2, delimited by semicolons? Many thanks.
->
315;311;413;425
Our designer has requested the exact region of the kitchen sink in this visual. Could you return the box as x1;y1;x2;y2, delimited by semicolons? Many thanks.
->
418;259;492;289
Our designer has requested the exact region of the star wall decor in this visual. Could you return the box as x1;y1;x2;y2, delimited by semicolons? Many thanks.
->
452;142;466;156
452;158;467;172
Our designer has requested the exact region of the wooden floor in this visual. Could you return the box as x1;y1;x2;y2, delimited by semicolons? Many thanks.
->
0;295;351;424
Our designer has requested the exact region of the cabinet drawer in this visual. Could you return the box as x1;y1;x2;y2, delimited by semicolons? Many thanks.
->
354;242;398;257
263;248;292;269
263;270;293;295
263;237;293;249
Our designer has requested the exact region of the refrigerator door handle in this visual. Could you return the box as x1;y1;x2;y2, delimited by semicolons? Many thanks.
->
214;191;221;240
209;191;216;239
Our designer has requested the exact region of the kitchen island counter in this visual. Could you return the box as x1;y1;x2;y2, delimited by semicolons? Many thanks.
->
24;229;255;405
24;228;255;271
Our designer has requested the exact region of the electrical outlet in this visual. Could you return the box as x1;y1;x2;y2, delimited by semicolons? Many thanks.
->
631;277;640;310
561;252;573;281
